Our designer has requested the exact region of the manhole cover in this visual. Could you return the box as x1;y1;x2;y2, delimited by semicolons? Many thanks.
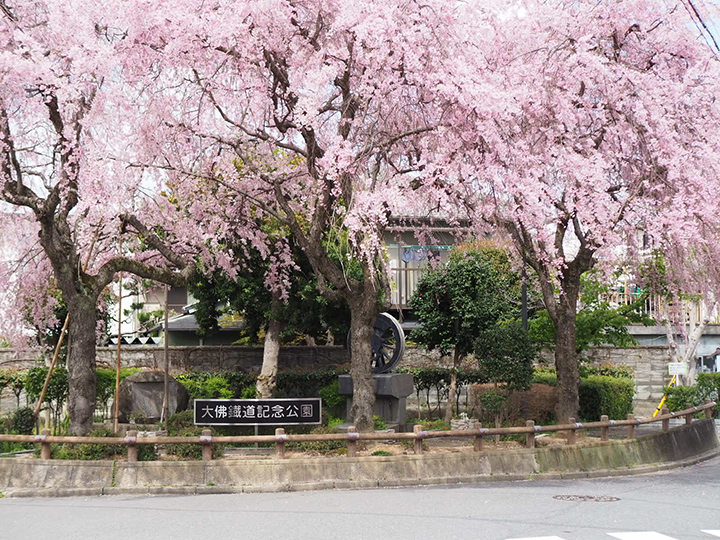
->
553;495;620;502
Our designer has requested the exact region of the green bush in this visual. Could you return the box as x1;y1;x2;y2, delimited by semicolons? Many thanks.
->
579;375;634;421
533;372;634;421
319;381;344;409
662;385;701;412
52;428;125;460
579;363;634;379
12;407;36;435
276;370;344;398
0;411;34;454
697;373;720;402
176;373;233;400
475;321;537;392
287;426;345;454
414;419;450;431
166;409;196;433
532;372;558;386
373;415;387;430
165;426;224;460
240;385;256;399
371;450;393;456
165;410;223;459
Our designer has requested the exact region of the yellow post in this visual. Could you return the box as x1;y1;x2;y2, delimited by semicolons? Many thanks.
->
653;375;677;418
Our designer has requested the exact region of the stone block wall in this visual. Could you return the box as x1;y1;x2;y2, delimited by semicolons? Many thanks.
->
584;346;671;416
0;343;671;417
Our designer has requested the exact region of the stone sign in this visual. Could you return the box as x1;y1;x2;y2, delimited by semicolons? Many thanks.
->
117;371;189;423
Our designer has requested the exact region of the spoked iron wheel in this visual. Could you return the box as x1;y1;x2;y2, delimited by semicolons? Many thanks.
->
347;312;406;374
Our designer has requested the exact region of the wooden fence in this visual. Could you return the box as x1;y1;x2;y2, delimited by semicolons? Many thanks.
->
1;400;715;462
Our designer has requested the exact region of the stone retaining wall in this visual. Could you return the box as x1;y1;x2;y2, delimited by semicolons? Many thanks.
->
0;344;672;416
1;419;717;496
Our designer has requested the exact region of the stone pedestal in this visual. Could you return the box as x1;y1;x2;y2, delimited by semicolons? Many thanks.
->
338;373;414;425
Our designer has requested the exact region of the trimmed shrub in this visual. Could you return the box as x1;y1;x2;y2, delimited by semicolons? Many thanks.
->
165;410;223;459
165;426;224;460
579;363;634;379
579;375;634;421
524;374;634;422
166;409;195;433
52;428;125;460
532;372;558;387
662;385;701;412
697;372;720;402
287;426;345;454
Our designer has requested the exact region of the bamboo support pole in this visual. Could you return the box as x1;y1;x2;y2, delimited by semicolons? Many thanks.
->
161;284;170;424
113;271;123;433
34;228;101;420
33;316;70;418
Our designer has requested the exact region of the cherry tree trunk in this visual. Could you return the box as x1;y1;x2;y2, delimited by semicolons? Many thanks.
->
66;294;98;436
257;316;284;399
348;299;378;432
554;306;580;424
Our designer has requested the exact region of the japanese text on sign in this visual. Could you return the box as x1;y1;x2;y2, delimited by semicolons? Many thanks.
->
193;398;322;426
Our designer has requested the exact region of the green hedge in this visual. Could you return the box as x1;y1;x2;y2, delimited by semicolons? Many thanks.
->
698;372;720;401
533;372;634;421
663;373;720;413
579;375;634;421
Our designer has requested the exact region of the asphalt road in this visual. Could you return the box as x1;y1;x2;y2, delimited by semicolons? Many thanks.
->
1;455;719;540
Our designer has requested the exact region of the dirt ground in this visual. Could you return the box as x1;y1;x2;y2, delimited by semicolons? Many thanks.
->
218;432;602;460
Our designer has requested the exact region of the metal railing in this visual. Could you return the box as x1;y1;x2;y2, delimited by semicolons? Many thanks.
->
1;401;714;462
604;291;720;325
389;267;720;325
390;267;427;308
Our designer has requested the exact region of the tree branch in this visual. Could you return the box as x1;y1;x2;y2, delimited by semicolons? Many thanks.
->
119;214;191;271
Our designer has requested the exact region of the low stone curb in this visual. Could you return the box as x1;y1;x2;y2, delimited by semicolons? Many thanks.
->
3;445;718;499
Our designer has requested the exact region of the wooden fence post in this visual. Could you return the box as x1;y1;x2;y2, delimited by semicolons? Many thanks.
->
567;418;577;445
525;420;535;449
126;430;138;463
201;429;213;461
37;428;51;460
626;414;635;439
275;428;287;459
600;415;609;442
347;426;358;457
685;403;694;425
705;398;715;419
661;407;670;432
473;422;483;452
413;424;424;455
